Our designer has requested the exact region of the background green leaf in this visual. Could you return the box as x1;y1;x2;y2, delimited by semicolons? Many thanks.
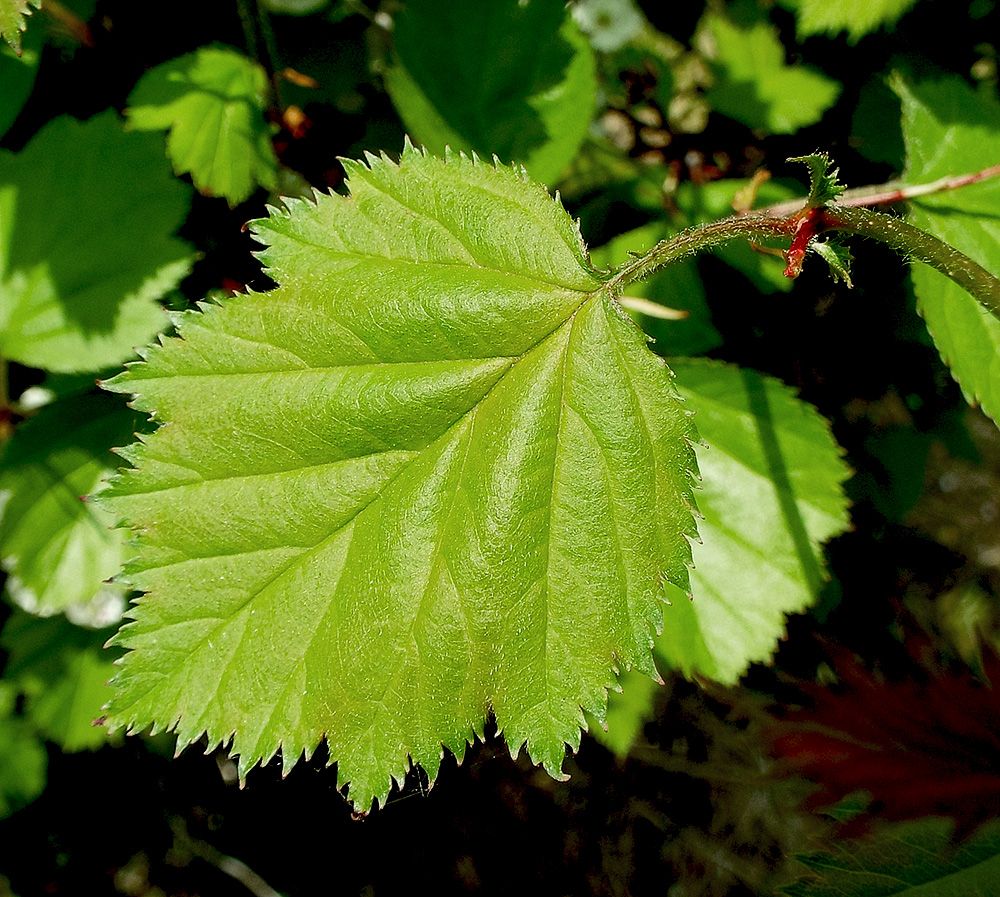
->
703;4;841;134
126;45;278;206
780;0;921;43
0;394;140;618
0;112;192;372
587;667;660;757
654;359;851;683
383;0;596;185
0;15;40;138
0;683;46;819
894;76;1000;426
100;146;698;811
1;613;120;752
783;816;1000;896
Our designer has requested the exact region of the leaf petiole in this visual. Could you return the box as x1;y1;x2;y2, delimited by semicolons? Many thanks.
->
607;214;796;292
822;205;1000;323
609;202;1000;325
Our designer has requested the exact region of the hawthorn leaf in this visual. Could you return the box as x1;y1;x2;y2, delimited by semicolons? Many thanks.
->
654;360;850;683
783;817;1000;897
383;0;596;185
100;145;699;811
126;45;279;206
0;0;40;54
702;5;840;135
1;613;121;752
0;112;192;372
893;76;1000;425
0;394;140;618
779;0;921;44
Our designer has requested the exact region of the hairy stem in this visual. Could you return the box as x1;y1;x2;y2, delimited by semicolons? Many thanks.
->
823;205;1000;322
609;203;1000;325
608;215;795;292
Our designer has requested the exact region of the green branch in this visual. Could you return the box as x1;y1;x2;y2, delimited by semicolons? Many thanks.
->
756;163;1000;219
607;215;795;292
609;202;1000;326
823;205;1000;323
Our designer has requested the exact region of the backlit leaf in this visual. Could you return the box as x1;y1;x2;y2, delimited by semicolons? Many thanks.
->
893;76;1000;425
1;613;121;752
703;5;840;135
100;144;699;811
598;360;850;751
784;816;1000;896
126;45;278;205
0;394;140;618
655;360;850;683
383;0;596;185
0;15;40;137
0;683;46;819
780;0;921;44
0;112;192;372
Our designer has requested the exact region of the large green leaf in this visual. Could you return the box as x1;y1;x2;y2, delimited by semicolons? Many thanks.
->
126;45;278;206
0;0;40;54
784;817;1000;896
0;112;192;372
100;144;699;811
655;360;850;683
383;0;596;185
703;5;840;135
894;76;1000;425
0;394;140;618
780;0;921;43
